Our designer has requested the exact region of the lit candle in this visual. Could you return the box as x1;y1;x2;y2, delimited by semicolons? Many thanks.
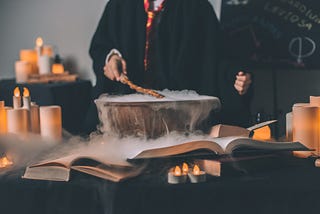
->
35;37;43;58
52;54;64;74
168;166;187;184
188;164;206;183
7;108;29;135
0;155;13;169
30;102;40;134
40;105;62;141
0;101;8;134
52;63;64;74
13;87;21;109
22;87;31;110
182;162;189;174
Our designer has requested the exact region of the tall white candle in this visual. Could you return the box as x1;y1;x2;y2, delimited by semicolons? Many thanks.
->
40;106;62;141
292;104;319;157
38;55;52;75
13;87;21;109
35;37;43;58
7;108;29;135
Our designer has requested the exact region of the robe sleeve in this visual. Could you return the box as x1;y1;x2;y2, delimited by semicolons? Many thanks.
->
89;0;120;98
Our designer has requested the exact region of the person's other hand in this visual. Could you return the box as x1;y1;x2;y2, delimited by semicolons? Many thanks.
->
103;54;127;81
234;71;252;95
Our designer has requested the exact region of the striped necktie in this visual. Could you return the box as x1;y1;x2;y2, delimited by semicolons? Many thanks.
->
143;0;165;72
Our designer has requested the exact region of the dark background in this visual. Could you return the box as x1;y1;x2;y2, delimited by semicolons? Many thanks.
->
220;0;320;137
220;0;320;69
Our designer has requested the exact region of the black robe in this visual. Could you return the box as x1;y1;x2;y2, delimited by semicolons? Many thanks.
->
86;0;252;133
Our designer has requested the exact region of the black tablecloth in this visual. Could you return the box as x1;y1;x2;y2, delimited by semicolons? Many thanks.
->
1;157;320;214
0;79;92;134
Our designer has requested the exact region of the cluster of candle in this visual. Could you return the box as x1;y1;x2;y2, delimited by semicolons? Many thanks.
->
0;87;62;141
168;162;206;184
15;37;65;83
287;96;320;158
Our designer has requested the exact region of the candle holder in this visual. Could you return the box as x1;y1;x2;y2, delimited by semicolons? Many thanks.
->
188;164;206;183
168;166;187;184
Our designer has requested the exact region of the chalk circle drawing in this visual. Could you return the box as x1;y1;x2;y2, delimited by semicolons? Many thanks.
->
289;37;316;64
226;0;249;6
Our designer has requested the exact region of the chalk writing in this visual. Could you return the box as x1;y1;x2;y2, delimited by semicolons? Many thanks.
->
279;0;320;24
264;2;313;30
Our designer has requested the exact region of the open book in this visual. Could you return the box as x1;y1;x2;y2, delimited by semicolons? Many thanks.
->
128;136;309;160
23;135;309;182
23;152;147;182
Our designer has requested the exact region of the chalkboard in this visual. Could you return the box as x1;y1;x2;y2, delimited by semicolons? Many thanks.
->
220;0;320;68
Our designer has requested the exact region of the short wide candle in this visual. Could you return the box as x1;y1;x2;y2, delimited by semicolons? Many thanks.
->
15;61;33;83
40;106;62;141
0;101;7;134
7;108;29;135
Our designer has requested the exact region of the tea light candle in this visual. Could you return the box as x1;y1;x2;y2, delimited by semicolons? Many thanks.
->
7;108;29;135
52;63;64;74
40;105;62;141
0;101;7;134
182;162;189;174
52;54;64;74
188;164;206;183
13;87;21;109
30;102;40;134
168;166;187;184
15;61;33;83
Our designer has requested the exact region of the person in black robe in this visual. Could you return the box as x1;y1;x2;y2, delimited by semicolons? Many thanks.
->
85;0;252;133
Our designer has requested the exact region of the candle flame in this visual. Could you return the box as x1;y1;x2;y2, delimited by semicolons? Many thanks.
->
0;156;13;168
23;87;30;97
193;165;200;175
36;37;43;47
14;87;20;97
182;162;189;174
174;166;182;176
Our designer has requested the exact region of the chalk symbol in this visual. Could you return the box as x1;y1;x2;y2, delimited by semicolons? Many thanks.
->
289;37;316;64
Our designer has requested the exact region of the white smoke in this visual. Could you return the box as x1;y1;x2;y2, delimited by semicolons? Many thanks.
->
95;90;221;138
0;90;220;177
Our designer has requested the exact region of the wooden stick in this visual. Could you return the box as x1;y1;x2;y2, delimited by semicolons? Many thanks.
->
120;75;164;99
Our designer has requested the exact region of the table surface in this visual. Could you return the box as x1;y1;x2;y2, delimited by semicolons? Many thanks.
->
0;79;92;134
0;157;320;214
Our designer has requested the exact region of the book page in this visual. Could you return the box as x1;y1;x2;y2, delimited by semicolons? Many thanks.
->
224;138;309;154
71;163;147;182
130;140;224;160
